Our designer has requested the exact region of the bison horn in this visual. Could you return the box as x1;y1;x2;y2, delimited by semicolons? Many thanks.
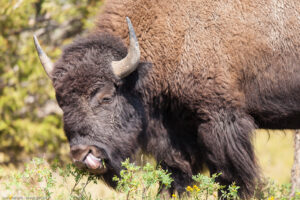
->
33;35;54;77
111;17;141;78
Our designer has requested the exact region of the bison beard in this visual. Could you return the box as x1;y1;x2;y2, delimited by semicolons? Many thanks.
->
33;0;300;199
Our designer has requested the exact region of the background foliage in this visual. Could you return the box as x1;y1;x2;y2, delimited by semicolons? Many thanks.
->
0;0;103;164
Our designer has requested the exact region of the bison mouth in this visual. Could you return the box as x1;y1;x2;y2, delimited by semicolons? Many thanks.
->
84;153;108;174
71;145;109;175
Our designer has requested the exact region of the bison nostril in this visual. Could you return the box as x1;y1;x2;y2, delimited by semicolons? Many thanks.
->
70;144;89;152
70;145;104;162
70;144;90;162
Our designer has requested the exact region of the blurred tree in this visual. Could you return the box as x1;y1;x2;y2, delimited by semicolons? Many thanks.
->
291;130;300;197
0;0;103;165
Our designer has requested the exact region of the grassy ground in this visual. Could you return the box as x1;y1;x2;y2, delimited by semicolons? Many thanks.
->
0;130;295;199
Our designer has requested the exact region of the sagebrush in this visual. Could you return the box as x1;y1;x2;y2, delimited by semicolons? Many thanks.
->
0;158;299;200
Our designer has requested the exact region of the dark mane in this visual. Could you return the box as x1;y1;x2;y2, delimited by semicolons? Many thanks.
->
52;33;127;83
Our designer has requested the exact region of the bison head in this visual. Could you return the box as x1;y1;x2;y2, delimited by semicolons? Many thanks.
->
34;18;149;186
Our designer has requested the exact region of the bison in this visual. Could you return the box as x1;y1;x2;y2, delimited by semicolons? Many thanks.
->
33;0;300;198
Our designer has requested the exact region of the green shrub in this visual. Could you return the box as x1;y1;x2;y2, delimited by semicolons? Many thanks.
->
1;157;98;200
1;157;299;200
113;158;173;199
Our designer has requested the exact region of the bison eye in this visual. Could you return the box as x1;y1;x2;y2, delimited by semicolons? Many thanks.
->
101;96;112;104
89;84;115;106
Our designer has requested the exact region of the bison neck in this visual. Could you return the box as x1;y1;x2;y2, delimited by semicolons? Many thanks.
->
244;57;300;129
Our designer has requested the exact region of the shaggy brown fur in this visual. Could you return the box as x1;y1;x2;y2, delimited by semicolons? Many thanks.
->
47;0;300;199
95;0;300;193
97;0;300;126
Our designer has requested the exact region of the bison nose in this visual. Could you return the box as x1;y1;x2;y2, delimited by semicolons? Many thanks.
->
70;145;104;170
70;144;90;162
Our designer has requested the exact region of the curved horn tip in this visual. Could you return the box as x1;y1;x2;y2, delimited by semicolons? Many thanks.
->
111;17;141;79
125;17;135;37
33;35;43;55
126;17;139;47
33;35;54;77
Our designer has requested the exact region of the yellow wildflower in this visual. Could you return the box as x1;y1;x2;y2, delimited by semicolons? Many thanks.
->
267;197;274;200
192;185;200;192
186;186;193;192
172;194;177;198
